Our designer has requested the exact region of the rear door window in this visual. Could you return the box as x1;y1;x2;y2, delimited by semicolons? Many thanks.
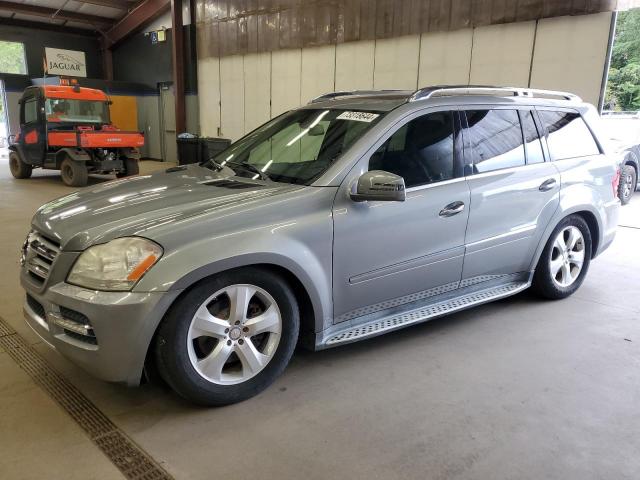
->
538;110;600;160
463;109;525;173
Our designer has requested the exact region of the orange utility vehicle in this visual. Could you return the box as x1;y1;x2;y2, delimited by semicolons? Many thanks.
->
9;84;144;187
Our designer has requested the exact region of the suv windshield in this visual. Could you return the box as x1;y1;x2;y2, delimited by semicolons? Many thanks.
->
209;109;384;185
46;98;109;124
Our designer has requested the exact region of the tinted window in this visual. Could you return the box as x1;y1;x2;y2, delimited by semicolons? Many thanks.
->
23;98;38;124
465;110;525;173
369;111;455;188
538;110;600;160
520;110;545;164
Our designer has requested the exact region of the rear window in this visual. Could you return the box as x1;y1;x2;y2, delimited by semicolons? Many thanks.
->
538;111;600;160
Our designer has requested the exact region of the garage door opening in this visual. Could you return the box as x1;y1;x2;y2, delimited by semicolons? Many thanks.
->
0;80;8;161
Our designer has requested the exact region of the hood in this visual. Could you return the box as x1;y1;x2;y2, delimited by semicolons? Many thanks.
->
32;164;303;251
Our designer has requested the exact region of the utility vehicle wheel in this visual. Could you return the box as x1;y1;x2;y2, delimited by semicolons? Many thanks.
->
9;151;32;179
155;267;299;406
618;164;637;205
116;158;139;178
532;215;592;300
60;157;88;187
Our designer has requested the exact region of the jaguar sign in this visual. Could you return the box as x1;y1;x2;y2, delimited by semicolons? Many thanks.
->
44;48;87;77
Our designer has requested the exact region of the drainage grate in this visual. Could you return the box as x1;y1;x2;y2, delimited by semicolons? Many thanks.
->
0;315;173;480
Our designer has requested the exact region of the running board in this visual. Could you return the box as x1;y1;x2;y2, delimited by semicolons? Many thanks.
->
320;281;530;348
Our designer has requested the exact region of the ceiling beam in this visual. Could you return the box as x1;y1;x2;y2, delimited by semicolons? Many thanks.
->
0;16;98;36
70;0;135;10
0;1;114;28
103;0;170;46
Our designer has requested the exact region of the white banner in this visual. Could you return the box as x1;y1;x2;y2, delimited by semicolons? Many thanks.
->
45;47;87;77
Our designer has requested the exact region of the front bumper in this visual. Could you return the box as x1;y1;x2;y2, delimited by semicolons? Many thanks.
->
22;274;181;386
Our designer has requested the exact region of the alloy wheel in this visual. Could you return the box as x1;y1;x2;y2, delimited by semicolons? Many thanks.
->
186;284;282;385
550;226;585;288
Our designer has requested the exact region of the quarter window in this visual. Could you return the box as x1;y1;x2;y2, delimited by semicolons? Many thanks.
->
368;111;456;188
520;110;545;164
464;109;525;173
538;110;600;160
23;98;38;124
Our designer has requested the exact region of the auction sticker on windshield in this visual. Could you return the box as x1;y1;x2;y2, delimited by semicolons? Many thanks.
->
336;111;380;122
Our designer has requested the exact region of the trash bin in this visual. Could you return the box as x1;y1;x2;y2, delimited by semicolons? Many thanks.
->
200;137;231;163
177;135;200;165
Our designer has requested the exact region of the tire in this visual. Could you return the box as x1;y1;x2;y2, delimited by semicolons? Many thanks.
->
60;157;88;187
8;151;32;179
116;158;139;178
155;267;299;406
618;164;637;205
532;215;592;300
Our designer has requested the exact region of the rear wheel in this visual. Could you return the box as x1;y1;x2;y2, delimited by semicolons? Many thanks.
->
9;151;32;179
60;157;88;187
155;268;299;406
116;158;139;178
618;164;637;205
532;215;592;300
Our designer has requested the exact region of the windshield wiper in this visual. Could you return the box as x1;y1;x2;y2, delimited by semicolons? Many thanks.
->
201;158;224;171
230;162;272;181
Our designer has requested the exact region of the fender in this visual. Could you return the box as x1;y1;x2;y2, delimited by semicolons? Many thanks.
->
55;147;91;164
135;221;334;337
528;202;603;273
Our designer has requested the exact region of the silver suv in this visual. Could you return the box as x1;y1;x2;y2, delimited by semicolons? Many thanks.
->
21;86;620;405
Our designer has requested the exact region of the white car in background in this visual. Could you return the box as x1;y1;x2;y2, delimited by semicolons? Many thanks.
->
601;111;640;205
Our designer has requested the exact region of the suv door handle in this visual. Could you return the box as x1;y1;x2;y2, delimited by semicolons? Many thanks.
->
439;201;465;217
539;178;557;192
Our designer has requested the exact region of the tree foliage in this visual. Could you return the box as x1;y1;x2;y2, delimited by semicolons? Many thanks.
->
606;9;640;111
0;40;27;75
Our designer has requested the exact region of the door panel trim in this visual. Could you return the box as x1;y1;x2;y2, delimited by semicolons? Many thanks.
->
465;223;536;252
349;246;465;284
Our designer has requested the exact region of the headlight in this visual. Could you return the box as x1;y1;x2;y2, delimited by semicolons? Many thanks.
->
67;237;162;291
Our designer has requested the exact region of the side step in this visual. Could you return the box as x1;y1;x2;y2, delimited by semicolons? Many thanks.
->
321;281;529;348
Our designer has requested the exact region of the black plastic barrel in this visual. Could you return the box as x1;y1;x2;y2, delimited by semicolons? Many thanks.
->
177;137;201;165
200;137;231;163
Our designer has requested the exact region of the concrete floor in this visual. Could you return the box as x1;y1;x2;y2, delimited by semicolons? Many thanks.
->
0;158;639;480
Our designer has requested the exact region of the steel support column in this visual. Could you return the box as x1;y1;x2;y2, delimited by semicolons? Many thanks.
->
171;0;186;135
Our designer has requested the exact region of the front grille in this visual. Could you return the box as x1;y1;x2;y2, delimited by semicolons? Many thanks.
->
26;294;45;319
58;306;97;345
24;231;61;284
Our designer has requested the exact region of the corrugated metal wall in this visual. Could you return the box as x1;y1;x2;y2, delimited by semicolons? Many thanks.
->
195;0;624;58
199;11;614;141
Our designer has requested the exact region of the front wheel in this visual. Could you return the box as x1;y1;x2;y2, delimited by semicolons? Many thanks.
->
9;151;32;179
532;215;592;300
155;268;299;406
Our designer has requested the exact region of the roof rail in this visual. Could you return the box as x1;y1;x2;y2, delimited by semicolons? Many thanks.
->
309;89;405;104
409;85;581;103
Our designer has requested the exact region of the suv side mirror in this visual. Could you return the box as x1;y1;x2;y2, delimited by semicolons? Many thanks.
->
350;170;406;202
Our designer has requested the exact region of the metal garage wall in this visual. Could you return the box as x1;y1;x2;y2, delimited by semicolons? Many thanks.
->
530;12;613;106
373;35;421;90
418;30;473;86
198;12;614;141
137;95;163;159
335;40;375;91
197;56;221;137
243;53;271;133
470;22;536;86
